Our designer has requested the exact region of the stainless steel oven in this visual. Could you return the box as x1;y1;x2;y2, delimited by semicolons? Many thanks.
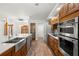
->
59;35;78;56
58;17;79;56
59;17;79;39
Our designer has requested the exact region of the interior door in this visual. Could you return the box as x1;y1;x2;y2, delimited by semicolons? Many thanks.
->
36;23;45;40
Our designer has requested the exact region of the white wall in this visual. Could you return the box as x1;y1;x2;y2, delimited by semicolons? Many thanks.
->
0;17;8;42
0;16;29;42
0;16;50;43
13;20;29;36
29;18;47;42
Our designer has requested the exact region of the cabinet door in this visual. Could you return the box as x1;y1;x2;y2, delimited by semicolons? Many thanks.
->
48;35;52;48
15;49;21;56
59;3;79;20
59;4;67;18
47;35;63;56
63;4;68;16
59;6;64;18
21;44;27;56
68;3;79;14
0;51;12;56
0;47;15;56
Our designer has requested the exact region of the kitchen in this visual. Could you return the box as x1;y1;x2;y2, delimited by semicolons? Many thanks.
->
0;3;79;56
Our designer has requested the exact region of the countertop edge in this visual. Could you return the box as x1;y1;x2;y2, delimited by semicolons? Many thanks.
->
48;33;59;40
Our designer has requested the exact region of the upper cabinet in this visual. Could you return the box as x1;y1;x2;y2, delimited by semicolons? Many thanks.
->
59;4;68;19
59;3;79;22
67;3;79;15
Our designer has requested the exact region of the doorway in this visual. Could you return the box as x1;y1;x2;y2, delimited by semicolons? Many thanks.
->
30;23;36;40
36;23;45;40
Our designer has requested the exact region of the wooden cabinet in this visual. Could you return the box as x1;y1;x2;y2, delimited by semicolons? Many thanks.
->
21;44;27;56
15;43;27;56
59;4;68;19
48;35;58;49
15;48;21;56
67;3;79;15
0;47;15;56
59;3;79;23
0;43;27;56
47;34;63;56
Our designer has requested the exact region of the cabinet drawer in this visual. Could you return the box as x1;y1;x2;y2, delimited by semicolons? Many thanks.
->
15;48;21;56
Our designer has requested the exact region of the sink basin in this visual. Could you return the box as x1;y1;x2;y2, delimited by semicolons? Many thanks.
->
3;37;26;52
13;38;23;40
4;40;19;43
3;38;23;43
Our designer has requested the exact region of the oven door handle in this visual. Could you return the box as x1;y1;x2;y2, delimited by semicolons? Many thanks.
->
72;39;78;42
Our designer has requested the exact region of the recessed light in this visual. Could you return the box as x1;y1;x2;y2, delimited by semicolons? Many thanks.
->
35;3;39;6
18;19;23;21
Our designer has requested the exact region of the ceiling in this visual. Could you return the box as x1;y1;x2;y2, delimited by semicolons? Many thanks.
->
0;3;58;20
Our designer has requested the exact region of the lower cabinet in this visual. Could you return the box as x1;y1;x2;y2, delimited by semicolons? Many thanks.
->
15;43;27;56
21;43;27;56
0;46;15;56
15;49;21;56
48;34;63;56
0;43;27;56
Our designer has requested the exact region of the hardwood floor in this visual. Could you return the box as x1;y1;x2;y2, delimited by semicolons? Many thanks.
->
27;39;53;56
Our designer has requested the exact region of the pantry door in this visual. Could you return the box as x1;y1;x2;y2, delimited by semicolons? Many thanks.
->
36;23;45;40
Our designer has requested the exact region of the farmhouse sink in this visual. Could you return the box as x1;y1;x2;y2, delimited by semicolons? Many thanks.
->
3;37;26;52
3;38;23;43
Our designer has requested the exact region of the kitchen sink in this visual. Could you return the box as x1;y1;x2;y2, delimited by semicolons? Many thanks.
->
3;38;24;43
3;40;19;43
13;38;23;41
3;37;26;52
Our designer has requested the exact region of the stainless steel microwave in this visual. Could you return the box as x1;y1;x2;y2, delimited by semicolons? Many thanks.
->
59;17;79;39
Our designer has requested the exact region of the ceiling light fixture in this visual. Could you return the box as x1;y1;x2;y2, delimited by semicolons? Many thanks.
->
35;3;39;6
18;19;23;21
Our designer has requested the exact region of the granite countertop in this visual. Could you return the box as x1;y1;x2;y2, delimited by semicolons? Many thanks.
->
0;34;32;54
48;33;59;40
10;34;32;40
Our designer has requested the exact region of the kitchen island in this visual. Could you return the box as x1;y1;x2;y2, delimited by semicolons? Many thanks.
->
0;34;32;56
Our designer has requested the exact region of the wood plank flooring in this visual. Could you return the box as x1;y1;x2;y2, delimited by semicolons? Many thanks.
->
27;39;53;56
